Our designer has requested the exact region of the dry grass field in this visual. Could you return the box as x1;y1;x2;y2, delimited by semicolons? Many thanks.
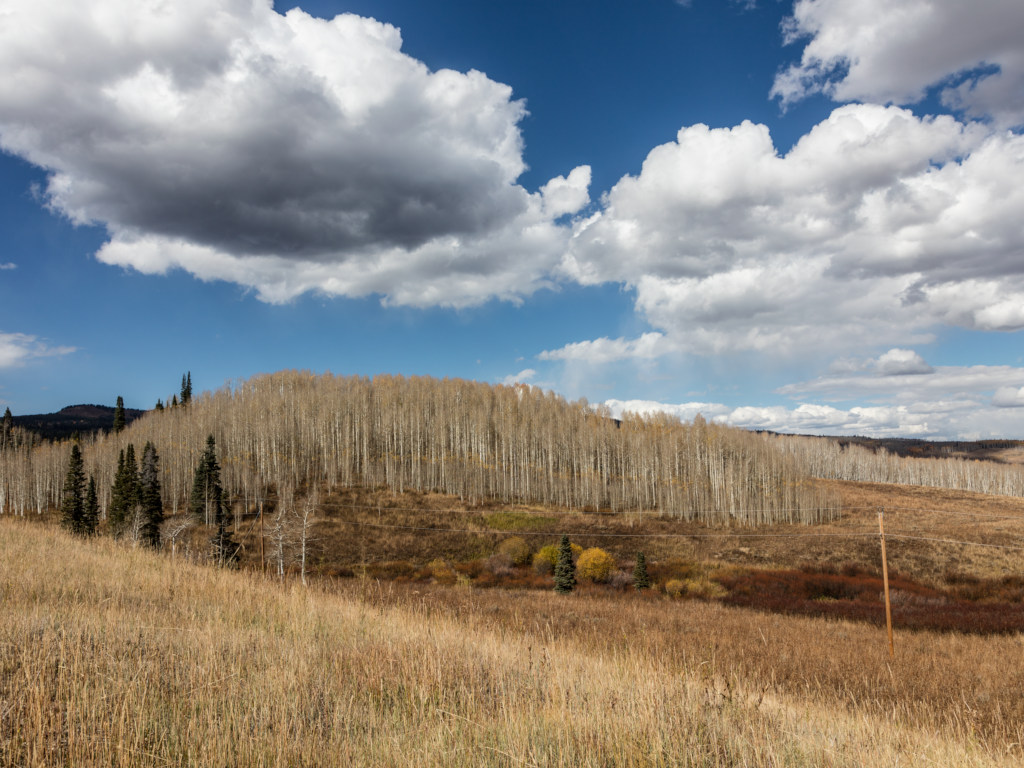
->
2;507;1023;767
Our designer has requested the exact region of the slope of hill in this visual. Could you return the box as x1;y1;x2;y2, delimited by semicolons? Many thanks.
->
0;370;836;524
2;519;1021;767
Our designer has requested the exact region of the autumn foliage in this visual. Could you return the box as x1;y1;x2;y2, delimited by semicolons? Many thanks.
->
576;547;616;583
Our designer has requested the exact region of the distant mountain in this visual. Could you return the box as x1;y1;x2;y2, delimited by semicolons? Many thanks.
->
11;404;145;441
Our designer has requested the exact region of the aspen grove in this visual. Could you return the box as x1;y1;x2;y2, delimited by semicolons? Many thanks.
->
1;371;846;525
3;372;1023;526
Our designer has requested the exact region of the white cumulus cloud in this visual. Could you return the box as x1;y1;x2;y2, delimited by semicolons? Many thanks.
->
772;0;1024;127
779;361;1024;410
554;104;1024;360
874;349;934;376
604;394;1024;440
0;0;589;307
539;332;672;363
992;386;1024;408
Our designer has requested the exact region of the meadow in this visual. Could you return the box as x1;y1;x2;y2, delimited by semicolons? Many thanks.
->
3;512;1023;767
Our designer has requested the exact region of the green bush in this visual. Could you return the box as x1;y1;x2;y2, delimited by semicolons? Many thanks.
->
577;547;616;583
497;536;532;566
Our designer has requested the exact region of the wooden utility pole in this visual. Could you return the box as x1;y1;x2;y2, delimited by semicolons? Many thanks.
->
878;509;895;659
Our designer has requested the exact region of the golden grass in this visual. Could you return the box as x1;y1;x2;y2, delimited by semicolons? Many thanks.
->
3;518;1023;767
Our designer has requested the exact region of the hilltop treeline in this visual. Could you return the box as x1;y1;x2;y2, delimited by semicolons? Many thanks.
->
0;371;835;525
9;404;145;441
832;436;1024;463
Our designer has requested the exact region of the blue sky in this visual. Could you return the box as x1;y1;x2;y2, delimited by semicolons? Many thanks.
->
2;0;1024;439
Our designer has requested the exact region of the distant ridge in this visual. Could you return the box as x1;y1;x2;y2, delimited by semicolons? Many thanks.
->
832;436;1024;465
11;404;145;441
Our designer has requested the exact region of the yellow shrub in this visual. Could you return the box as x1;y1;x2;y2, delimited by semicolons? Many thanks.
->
497;536;532;566
577;547;616;583
533;541;583;574
665;579;686;598
427;558;457;585
685;578;728;600
533;544;559;574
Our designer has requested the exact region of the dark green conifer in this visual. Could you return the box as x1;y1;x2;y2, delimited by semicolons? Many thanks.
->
113;395;126;433
189;435;236;564
60;444;86;534
154;399;164;411
181;372;192;406
2;407;12;448
554;534;576;594
170;394;179;408
632;552;651;591
82;476;99;536
139;442;163;548
190;435;224;526
108;444;140;538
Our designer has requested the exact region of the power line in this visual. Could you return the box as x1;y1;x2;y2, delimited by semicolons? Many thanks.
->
313;499;853;520
886;534;1024;552
882;505;1024;522
328;518;880;541
321;515;1024;551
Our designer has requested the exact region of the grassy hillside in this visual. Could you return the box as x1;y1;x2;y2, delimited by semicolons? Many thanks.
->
2;519;1022;767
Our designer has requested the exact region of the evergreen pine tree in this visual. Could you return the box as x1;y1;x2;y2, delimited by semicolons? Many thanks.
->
170;394;179;408
181;372;193;406
60;444;86;534
190;435;224;526
554;534;576;594
82;476;99;536
108;445;140;538
139;442;163;548
2;407;12;448
113;395;126;433
124;443;140;503
154;399;164;412
632;552;651;591
190;435;236;564
108;449;127;533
